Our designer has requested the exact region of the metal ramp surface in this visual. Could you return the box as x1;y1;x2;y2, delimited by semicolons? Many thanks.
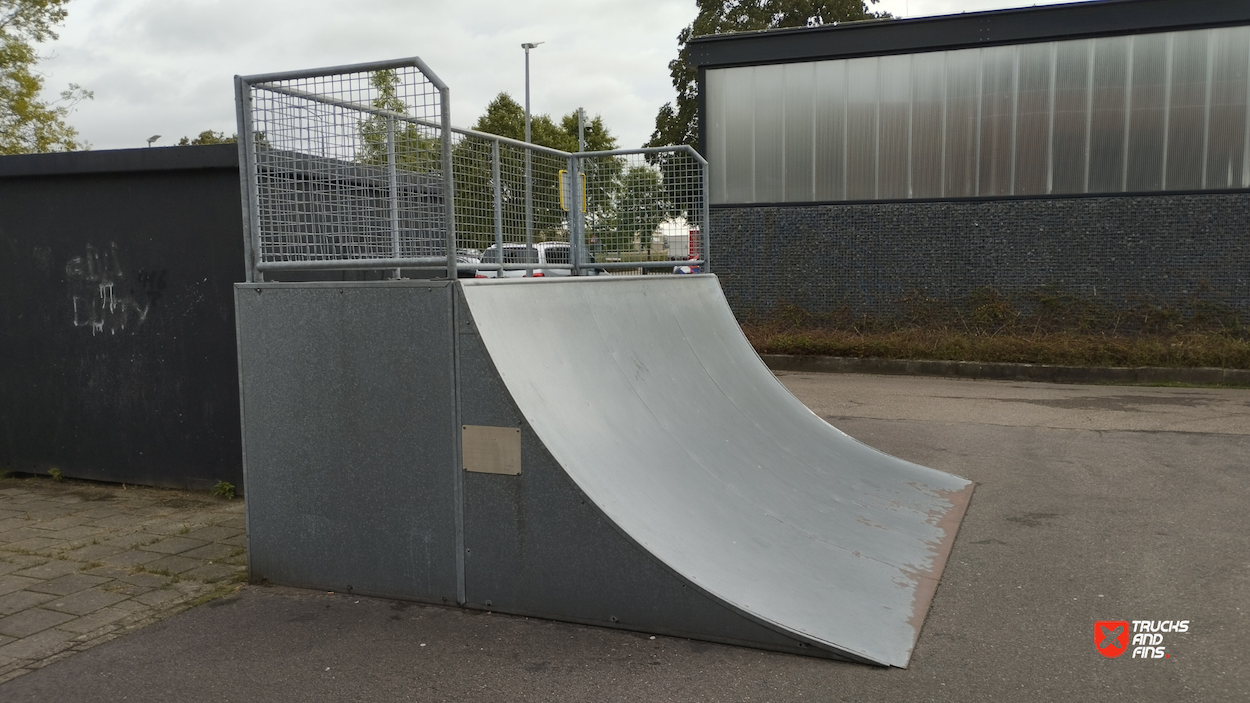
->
236;275;971;668
457;275;971;666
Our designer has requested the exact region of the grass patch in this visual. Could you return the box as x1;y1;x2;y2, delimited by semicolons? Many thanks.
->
744;288;1250;369
747;327;1250;369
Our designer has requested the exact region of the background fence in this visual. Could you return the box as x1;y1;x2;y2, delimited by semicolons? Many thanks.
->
237;58;708;281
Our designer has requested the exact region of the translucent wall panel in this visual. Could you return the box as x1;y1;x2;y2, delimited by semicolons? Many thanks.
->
813;61;847;200
1166;30;1209;190
1015;43;1053;195
979;46;1016;197
753;64;786;203
1206;27;1249;188
944;49;980;198
784;63;816;201
705;25;1250;204
1126;33;1169;191
1088;36;1130;193
878;55;912;199
720;66;755;203
1051;39;1091;195
911;53;946;198
706;68;728;204
846;57;879;200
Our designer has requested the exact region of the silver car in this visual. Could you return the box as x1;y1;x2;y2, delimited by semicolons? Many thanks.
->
477;242;603;278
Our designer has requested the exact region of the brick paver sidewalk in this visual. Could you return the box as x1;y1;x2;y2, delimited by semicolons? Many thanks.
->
0;476;247;684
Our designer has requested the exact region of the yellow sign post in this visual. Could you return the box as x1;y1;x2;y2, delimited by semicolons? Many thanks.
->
558;169;587;213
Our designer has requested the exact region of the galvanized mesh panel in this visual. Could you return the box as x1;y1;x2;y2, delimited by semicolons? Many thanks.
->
239;59;708;278
246;63;445;266
579;149;706;275
451;131;571;271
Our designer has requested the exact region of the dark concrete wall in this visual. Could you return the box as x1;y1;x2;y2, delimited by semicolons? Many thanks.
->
711;192;1250;323
0;145;246;489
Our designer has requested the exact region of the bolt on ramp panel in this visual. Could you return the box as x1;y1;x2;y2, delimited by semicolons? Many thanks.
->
458;275;973;667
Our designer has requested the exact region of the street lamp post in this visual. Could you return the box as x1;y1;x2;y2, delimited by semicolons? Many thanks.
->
521;42;543;277
521;42;543;144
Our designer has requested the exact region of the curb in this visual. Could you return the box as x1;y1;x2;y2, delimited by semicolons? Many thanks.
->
759;354;1250;386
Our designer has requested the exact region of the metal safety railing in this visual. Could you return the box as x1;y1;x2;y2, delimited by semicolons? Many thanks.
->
235;58;708;282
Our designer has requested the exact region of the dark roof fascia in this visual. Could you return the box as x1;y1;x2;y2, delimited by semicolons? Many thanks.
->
688;0;1250;69
0;143;238;179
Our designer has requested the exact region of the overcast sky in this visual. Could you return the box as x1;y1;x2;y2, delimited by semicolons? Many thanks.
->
38;0;1090;151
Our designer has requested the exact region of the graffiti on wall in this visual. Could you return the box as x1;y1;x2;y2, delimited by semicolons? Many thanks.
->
65;243;163;336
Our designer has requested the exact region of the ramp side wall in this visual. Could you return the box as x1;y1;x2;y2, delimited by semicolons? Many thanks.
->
234;282;460;602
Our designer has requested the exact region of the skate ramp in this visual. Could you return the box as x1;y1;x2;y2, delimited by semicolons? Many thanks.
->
458;275;973;667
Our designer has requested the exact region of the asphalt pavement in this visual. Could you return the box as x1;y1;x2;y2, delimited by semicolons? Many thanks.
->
2;373;1246;702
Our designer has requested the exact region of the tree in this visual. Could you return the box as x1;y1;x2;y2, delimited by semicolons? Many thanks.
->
471;92;616;153
357;68;440;171
1;0;91;154
459;92;621;249
178;130;235;146
612;165;670;252
644;0;887;150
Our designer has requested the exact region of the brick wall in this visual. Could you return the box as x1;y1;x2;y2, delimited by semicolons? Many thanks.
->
711;193;1250;323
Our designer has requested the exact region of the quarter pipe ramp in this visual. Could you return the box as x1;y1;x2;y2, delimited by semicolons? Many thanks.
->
235;275;972;667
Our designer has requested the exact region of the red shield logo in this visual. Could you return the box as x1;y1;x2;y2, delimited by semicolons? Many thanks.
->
1096;620;1129;658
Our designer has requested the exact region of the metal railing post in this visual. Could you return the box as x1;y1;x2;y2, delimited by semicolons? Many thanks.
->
233;76;257;283
386;115;401;278
492;140;504;264
441;85;457;280
524;149;534;277
701;156;711;273
569;154;582;275
240;83;264;283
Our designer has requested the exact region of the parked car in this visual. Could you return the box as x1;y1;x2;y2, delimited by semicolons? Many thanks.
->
476;242;604;277
673;255;702;275
455;250;480;279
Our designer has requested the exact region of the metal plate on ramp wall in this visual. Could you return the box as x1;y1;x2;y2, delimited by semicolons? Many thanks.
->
462;425;522;475
459;275;973;667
